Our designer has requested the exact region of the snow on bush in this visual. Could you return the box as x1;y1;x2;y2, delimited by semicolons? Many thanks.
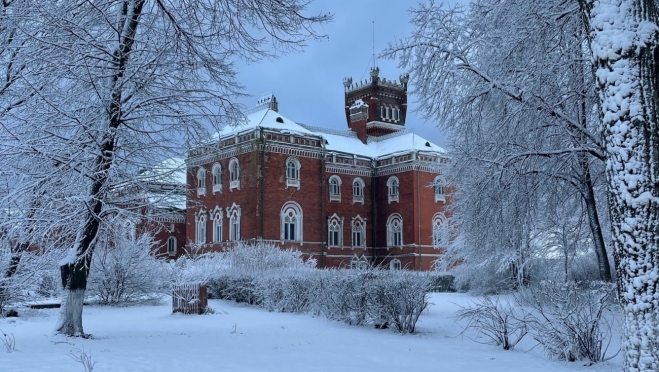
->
515;281;618;363
223;241;316;272
454;296;529;350
86;229;164;305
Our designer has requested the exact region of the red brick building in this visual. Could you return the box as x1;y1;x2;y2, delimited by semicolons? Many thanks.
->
185;68;450;270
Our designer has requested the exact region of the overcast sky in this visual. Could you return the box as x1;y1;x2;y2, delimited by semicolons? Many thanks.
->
234;0;459;149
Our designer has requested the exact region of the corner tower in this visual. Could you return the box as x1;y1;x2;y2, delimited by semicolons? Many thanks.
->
343;67;409;143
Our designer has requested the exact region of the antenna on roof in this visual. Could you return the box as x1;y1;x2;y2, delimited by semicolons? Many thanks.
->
372;20;376;69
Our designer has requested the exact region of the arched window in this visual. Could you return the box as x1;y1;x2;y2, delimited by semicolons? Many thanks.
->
229;158;240;190
393;108;400;121
434;176;446;202
281;201;303;241
211;206;223;243
387;176;399;203
328;214;343;247
212;163;222;193
167;236;177;256
351;215;366;247
352;178;365;204
196;167;206;196
350;255;369;270
227;203;241;241
390;258;401;270
387;213;403;247
195;210;207;244
386;106;391;120
285;157;301;189
123;219;136;240
432;212;448;249
329;175;341;202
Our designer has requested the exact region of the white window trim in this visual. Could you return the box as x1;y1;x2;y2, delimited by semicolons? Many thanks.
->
434;175;446;202
229;157;240;191
352;177;365;205
387;176;399;204
212;163;223;194
196;167;206;196
227;203;241;241
167;236;177;256
195;210;207;245
390;258;402;270
285;157;301;189
351;215;367;248
280;201;303;243
210;206;224;243
327;213;343;247
387;213;403;248
329;175;342;202
432;212;448;249
350;255;369;270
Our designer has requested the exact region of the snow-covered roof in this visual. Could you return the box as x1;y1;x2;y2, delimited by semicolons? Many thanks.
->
214;107;446;159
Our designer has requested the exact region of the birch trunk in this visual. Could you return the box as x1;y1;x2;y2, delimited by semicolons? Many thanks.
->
581;0;659;370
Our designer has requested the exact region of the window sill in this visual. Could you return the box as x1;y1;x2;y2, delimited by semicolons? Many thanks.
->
388;195;399;203
435;195;446;203
352;196;364;204
329;194;341;202
286;179;300;189
197;188;206;197
230;180;240;190
213;185;223;194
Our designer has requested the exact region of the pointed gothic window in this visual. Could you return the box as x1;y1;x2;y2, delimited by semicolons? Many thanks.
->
167;236;177;256
434;176;446;202
432;213;448;249
387;213;403;247
351;215;366;248
195;210;207;244
328;214;343;247
227;203;241;241
211;206;223;243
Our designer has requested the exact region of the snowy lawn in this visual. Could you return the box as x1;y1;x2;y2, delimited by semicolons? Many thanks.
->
2;293;621;372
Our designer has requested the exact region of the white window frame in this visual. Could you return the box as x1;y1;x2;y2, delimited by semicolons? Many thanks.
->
227;203;241;241
197;167;206;196
210;206;223;243
390;258;402;270
167;236;177;256
285;157;301;189
387;176;399;203
329;175;341;202
434;175;446;202
351;215;366;248
352;177;365;204
212;163;223;194
280;201;303;242
350;255;369;270
327;213;343;247
195;210;207;245
229;157;240;190
432;212;448;249
387;213;403;248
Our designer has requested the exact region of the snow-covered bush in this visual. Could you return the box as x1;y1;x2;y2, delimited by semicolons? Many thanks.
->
454;296;529;350
165;251;226;287
371;271;432;333
255;271;314;313
515;281;618;363
87;230;164;305
223;241;316;272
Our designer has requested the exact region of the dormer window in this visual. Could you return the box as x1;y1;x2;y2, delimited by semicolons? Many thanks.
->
196;167;206;196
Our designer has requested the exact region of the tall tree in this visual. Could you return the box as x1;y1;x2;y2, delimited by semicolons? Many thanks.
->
383;0;612;284
579;0;659;370
3;0;330;336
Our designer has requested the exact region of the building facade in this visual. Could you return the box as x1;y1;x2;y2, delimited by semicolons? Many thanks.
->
185;69;450;270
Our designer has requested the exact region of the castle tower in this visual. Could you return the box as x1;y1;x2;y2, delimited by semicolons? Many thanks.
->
343;67;409;143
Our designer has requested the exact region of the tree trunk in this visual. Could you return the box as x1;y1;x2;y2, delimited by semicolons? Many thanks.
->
580;157;612;281
56;0;145;336
581;0;659;370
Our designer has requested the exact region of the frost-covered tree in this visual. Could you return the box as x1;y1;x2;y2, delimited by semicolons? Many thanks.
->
1;0;330;336
384;0;612;285
579;1;659;370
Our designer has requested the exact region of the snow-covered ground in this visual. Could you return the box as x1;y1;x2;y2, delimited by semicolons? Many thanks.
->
2;293;621;372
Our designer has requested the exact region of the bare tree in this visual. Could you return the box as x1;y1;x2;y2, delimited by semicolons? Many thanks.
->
383;0;613;287
2;0;330;336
